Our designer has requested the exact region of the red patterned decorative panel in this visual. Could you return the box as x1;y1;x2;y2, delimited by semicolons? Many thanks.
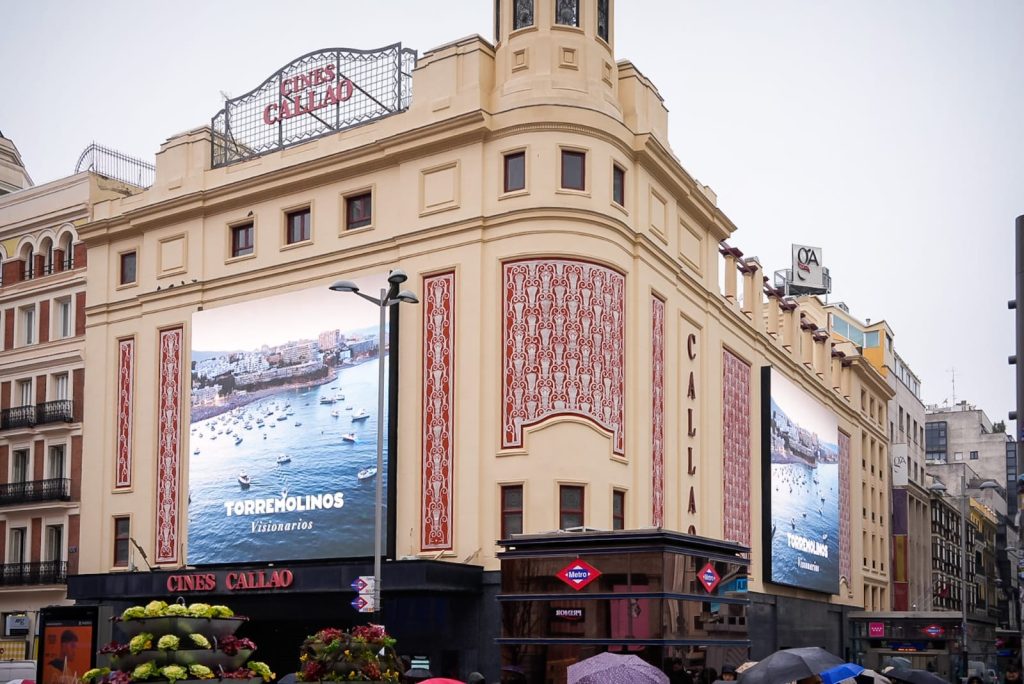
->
722;350;751;546
115;338;135;489
651;297;665;527
502;260;626;455
839;431;851;584
156;327;183;564
422;271;456;551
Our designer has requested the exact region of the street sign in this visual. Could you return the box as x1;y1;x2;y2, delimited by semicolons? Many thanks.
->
697;562;721;593
556;559;602;591
351;595;376;613
351;576;376;594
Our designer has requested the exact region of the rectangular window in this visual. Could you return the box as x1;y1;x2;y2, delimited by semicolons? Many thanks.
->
970;450;979;460
597;0;609;41
612;164;625;206
21;306;35;345
346;193;373;230
612;490;625;530
954;451;963;461
286;208;311;244
8;528;25;565
17;380;31;407
114;517;131;567
54;373;68;401
554;0;579;26
47;444;66;479
513;0;534;30
503;152;526;193
58;298;72;338
500;485;523;538
45;525;62;562
561;150;586;191
120;251;137;285
559;485;584;529
231;222;254;258
11;449;29;484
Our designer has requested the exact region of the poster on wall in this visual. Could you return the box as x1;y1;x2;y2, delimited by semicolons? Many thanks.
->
761;367;840;594
38;607;97;684
187;275;391;564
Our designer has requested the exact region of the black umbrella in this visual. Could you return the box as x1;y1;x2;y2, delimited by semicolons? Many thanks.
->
738;647;845;684
884;668;947;684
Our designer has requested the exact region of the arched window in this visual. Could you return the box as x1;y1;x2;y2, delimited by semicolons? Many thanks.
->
513;0;533;30
59;233;74;270
40;237;54;275
22;245;34;280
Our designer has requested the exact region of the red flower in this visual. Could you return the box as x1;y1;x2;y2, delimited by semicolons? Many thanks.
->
301;661;325;681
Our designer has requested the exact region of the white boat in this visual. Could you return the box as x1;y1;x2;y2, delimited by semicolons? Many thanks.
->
357;466;377;480
276;414;288;421
234;435;243;445
352;409;370;421
330;410;340;418
294;421;302;427
277;454;292;464
238;472;251;487
193;448;200;455
342;433;357;443
320;396;335;405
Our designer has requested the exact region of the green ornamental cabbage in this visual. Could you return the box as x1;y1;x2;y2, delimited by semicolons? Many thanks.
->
129;633;154;655
144;600;167;617
157;635;180;651
186;603;212;618
81;668;109;683
189;664;215;680
210;605;234;618
121;606;146;620
160;664;188;684
162;603;189;617
188;633;211;649
132;662;158;680
247;661;275;682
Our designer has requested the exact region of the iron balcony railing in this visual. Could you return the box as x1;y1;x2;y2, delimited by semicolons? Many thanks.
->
37;400;74;425
0;478;71;506
0;561;68;586
1;405;36;429
1;400;75;430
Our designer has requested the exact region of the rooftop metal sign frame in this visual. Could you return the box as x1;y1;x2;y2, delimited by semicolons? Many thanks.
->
211;44;417;168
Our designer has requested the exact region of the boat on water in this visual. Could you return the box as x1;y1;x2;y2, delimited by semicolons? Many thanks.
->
352;409;370;421
234;435;243;445
330;410;340;418
342;433;357;443
294;421;302;427
320;396;335;405
193;448;200;455
276;414;288;421
238;472;251;487
357;466;377;480
277;454;292;464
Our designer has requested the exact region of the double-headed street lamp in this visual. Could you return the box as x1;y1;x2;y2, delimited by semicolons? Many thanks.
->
930;466;999;680
329;269;418;619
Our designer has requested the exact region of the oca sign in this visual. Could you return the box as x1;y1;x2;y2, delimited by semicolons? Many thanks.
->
791;244;825;290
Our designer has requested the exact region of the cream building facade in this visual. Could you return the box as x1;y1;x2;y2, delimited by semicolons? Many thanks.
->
68;0;893;673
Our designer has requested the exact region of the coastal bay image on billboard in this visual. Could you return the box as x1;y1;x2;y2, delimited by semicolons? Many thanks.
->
187;275;390;564
762;367;840;594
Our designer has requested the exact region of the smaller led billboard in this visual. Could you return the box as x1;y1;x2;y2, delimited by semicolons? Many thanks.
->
761;367;840;594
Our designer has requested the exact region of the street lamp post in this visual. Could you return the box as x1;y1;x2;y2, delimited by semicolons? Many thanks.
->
330;270;418;620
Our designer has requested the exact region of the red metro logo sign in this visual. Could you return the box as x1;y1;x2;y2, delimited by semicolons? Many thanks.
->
212;44;417;168
697;562;721;593
557;559;602;591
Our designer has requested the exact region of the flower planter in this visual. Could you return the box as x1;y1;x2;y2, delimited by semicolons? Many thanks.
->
114;617;248;639
112;650;253;671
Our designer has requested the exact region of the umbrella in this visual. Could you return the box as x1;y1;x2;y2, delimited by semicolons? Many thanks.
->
853;670;891;684
738;647;844;684
884;668;946;684
404;668;434;681
821;663;865;684
420;680;464;684
734;662;758;675
568;652;669;684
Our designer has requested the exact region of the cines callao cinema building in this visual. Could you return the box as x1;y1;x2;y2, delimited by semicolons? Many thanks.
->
61;1;893;681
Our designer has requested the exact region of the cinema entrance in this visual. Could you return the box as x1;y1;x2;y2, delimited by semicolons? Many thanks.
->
497;529;751;683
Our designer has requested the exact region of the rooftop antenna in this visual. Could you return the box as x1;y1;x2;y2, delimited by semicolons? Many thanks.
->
948;367;957;406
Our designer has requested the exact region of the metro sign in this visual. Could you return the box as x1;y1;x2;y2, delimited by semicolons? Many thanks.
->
556;559;602;591
922;624;945;638
698;563;721;593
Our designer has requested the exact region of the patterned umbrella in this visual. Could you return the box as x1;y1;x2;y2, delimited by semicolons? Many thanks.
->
738;647;845;684
567;652;669;684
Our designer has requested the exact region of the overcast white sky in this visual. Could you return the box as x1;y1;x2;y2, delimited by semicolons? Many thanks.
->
3;1;1022;429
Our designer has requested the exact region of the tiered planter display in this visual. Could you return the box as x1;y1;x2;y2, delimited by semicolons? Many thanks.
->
84;602;273;684
294;625;402;683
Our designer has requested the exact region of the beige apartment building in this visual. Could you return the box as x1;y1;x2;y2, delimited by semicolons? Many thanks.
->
58;0;895;677
0;135;147;657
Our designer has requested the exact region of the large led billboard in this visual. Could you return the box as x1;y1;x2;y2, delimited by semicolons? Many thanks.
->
761;367;840;594
187;276;392;564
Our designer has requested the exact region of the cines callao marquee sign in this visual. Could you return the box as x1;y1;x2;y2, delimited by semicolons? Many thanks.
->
211;45;417;168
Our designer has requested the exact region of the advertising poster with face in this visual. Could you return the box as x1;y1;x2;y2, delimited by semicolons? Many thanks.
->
187;275;391;564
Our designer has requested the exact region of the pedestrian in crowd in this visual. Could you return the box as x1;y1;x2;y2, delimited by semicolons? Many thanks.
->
719;664;737;681
967;676;985;684
667;658;693;684
1005;664;1022;684
795;676;822;684
699;666;719;684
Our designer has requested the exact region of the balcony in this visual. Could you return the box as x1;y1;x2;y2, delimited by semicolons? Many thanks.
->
0;400;74;431
0;478;71;507
0;561;67;586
